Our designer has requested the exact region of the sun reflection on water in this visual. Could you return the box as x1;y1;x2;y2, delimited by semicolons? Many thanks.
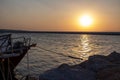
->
77;35;92;59
80;35;91;52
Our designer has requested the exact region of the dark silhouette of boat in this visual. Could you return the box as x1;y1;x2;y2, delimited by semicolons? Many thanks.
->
0;34;36;80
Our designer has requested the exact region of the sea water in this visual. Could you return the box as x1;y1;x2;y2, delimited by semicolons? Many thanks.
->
2;33;120;77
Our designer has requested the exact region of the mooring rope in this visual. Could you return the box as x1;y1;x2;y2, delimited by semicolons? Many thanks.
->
37;46;83;60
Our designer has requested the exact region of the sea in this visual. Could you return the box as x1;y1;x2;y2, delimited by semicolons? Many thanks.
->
1;33;120;78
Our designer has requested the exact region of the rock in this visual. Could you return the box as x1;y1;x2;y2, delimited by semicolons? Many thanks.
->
39;51;120;80
58;63;70;70
107;51;120;64
97;66;120;80
39;64;96;80
80;55;114;72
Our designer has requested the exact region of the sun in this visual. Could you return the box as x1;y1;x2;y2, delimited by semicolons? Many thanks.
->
79;14;93;27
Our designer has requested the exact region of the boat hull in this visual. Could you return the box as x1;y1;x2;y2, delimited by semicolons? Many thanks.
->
0;47;29;80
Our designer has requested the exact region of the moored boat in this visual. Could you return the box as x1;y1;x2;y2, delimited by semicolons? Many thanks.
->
0;34;36;80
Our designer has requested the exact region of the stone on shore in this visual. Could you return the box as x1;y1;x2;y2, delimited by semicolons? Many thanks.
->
97;66;120;80
39;63;96;80
39;51;120;80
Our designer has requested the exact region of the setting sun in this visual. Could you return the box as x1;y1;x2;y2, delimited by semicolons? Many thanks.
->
79;15;93;27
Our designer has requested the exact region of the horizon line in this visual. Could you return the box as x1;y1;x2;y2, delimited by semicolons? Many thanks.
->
0;29;120;35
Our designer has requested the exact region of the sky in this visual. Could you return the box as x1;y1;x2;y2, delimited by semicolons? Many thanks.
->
0;0;120;32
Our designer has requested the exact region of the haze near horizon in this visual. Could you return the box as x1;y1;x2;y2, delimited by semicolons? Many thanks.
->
0;0;120;32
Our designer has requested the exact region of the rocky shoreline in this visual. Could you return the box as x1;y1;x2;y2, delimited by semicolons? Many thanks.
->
39;51;120;80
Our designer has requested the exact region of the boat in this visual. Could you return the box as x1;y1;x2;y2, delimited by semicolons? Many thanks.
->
0;34;36;80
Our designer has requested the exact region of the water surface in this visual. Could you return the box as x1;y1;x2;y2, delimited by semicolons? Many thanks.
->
3;33;120;77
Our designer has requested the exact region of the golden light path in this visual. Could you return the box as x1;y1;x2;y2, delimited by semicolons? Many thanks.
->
79;14;93;27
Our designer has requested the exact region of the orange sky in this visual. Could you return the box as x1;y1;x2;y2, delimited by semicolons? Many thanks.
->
0;0;120;32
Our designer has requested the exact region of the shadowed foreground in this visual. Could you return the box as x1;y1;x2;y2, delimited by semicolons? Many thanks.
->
39;51;120;80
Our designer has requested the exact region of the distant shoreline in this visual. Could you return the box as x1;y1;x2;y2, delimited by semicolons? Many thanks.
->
0;29;120;35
